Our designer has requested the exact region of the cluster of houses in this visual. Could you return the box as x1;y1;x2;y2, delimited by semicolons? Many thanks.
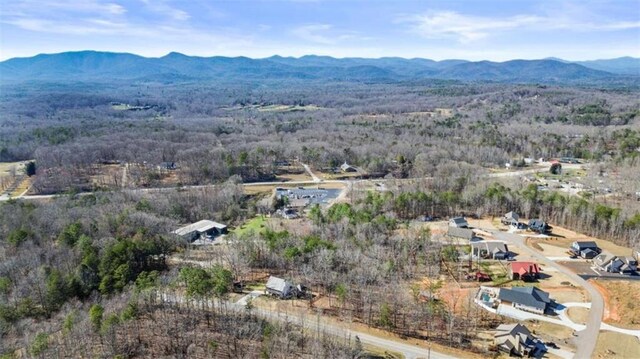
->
570;241;638;274
593;252;638;273
500;212;552;234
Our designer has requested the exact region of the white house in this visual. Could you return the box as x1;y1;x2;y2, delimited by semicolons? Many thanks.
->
265;276;296;299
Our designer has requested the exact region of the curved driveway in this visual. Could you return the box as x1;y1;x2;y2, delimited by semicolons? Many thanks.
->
490;230;603;359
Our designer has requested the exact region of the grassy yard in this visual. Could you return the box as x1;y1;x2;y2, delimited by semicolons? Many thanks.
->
232;216;268;236
477;261;510;285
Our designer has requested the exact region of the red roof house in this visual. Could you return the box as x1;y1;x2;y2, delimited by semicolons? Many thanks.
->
509;262;541;282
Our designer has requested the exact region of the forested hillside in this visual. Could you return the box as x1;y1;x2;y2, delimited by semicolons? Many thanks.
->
2;51;638;85
1;66;639;358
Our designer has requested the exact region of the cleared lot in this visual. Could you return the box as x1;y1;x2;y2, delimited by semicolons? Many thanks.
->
594;331;640;359
591;279;640;329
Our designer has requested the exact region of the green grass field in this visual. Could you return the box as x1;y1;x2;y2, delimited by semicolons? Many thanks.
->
232;216;268;236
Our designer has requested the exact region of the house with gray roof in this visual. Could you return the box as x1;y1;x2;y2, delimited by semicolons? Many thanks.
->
497;287;551;315
494;323;544;357
447;226;474;240
265;276;296;299
594;252;638;273
340;162;357;173
173;220;227;242
449;216;469;228
570;241;600;256
501;211;520;226
471;241;510;260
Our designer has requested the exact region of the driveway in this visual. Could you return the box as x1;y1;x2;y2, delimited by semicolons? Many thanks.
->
236;290;262;306
489;230;604;359
302;163;322;183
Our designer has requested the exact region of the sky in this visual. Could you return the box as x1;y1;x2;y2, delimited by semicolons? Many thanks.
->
0;0;639;61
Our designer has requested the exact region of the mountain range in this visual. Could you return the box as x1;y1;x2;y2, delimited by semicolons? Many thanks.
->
1;51;638;85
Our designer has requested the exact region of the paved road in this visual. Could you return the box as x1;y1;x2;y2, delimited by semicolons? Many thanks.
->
158;291;456;359
490;230;604;359
0;164;556;203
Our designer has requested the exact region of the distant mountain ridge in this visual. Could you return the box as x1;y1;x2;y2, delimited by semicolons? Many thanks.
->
1;51;637;85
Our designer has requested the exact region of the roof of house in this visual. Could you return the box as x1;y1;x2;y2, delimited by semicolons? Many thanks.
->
494;324;535;354
447;226;474;239
581;248;597;255
573;241;598;249
266;276;293;293
450;217;468;225
173;220;227;236
288;198;310;208
594;252;624;268
528;219;549;227
504;211;519;220
498;287;550;311
510;262;541;276
472;241;508;253
340;162;356;171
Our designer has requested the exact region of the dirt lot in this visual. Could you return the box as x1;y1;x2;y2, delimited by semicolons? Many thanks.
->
593;331;640;359
566;307;590;325
591;279;640;329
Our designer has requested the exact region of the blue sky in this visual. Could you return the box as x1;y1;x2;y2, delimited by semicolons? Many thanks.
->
1;0;639;61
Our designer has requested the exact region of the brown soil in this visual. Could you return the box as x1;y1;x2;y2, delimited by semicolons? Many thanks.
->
590;279;620;324
591;279;640;329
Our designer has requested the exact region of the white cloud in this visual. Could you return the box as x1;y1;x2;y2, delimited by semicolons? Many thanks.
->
139;0;190;21
292;24;335;44
291;24;371;45
402;10;640;43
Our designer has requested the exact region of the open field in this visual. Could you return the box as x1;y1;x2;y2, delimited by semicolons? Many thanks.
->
231;216;268;236
591;279;640;329
232;216;314;238
0;161;26;178
275;172;312;182
593;331;640;359
317;170;362;180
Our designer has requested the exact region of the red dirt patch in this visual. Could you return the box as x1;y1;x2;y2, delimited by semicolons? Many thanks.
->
590;279;620;323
